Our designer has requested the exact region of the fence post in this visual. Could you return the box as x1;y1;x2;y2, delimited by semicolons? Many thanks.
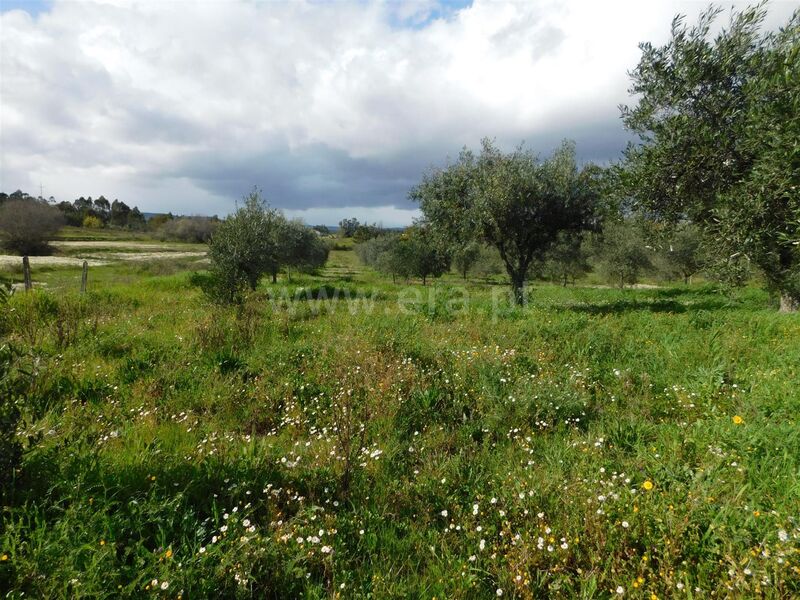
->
23;256;32;291
81;260;88;293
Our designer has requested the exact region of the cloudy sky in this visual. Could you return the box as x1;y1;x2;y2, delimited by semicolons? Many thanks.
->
0;0;795;225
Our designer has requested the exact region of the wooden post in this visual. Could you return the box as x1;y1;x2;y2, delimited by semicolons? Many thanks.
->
23;256;32;291
81;260;88;293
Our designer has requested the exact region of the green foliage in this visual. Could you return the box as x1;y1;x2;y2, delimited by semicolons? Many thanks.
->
204;190;330;301
355;226;450;284
594;220;654;288
338;217;360;237
157;216;219;243
352;223;384;243
206;189;282;301
653;222;707;284
278;219;330;278
0;343;27;505
621;5;800;308
82;215;103;229
452;240;481;279
414;139;600;303
534;233;592;286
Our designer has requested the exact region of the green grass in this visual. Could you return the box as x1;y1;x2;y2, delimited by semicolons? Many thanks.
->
1;253;799;598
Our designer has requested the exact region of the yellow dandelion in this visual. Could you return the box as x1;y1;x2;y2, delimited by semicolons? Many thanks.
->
100;540;106;546
733;415;744;425
165;549;173;559
642;480;654;491
1;554;8;561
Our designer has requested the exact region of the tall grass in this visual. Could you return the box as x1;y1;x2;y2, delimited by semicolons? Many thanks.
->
0;260;798;598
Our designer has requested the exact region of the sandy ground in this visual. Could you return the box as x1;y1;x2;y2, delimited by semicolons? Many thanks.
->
0;255;108;268
51;241;198;250
107;251;206;261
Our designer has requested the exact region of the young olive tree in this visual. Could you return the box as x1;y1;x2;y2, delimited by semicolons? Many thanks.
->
399;225;451;286
452;240;481;280
594;220;654;288
413;139;599;303
621;6;800;310
278;219;330;281
537;233;592;286
207;189;282;301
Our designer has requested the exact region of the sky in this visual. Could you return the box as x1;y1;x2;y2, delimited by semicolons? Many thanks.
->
0;0;796;226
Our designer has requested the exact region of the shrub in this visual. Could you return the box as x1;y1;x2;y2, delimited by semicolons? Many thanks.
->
157;216;219;243
82;215;103;229
0;199;65;255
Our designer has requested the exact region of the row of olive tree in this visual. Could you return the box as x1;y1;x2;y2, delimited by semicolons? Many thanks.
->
354;226;451;284
204;189;329;302
409;5;797;309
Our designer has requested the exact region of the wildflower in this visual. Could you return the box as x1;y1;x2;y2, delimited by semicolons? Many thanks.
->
496;589;503;596
165;549;172;559
479;539;486;551
440;510;448;517
100;540;106;546
622;521;629;528
642;480;654;491
732;415;744;425
321;545;332;554
199;547;206;554
616;586;624;595
161;581;169;590
778;529;788;541
1;554;7;561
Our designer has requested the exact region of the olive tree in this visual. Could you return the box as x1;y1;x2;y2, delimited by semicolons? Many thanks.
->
594;220;654;288
207;189;282;301
621;6;800;310
278;219;330;281
413;139;599;303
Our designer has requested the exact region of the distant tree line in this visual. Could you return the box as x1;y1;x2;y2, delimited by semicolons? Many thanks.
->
55;196;147;229
337;218;386;243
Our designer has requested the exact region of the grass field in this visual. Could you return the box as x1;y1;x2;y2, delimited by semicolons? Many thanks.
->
1;245;799;598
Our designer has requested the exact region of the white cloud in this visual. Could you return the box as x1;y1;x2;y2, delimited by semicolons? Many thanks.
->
0;0;795;224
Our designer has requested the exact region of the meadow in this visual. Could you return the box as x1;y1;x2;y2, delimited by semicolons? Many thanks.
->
1;241;799;598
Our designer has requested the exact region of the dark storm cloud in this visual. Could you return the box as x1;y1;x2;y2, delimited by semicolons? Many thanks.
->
172;113;630;212
3;1;792;222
